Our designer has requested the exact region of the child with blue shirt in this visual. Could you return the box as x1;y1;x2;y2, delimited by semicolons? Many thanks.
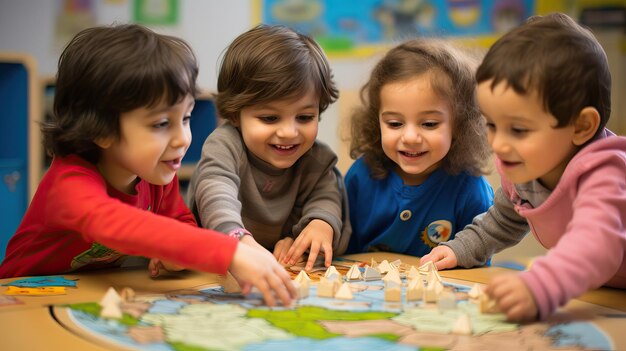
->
345;38;494;257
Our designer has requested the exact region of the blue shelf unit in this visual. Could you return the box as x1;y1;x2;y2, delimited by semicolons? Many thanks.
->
182;95;218;167
0;57;37;262
178;94;218;198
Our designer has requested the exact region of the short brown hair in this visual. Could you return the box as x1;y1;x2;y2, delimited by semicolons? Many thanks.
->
216;24;338;123
350;38;491;178
44;24;199;163
476;12;611;140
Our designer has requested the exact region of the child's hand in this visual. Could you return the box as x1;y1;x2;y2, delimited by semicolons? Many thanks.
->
273;237;294;264
283;219;333;271
148;258;184;278
419;246;458;270
229;242;297;307
485;273;538;323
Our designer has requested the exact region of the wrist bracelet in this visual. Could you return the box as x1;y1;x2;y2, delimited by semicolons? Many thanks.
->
227;228;252;240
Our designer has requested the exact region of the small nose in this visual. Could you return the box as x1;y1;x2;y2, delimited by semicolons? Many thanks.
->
171;123;192;149
489;131;509;154
402;125;422;144
276;119;298;139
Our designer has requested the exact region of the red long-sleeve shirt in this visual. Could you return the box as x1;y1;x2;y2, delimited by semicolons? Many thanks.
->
0;155;237;278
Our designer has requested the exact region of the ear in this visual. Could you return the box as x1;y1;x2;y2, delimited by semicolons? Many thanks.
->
230;117;241;128
94;136;114;149
572;107;600;146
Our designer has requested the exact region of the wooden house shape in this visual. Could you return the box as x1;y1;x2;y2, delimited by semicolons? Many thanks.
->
294;270;311;285
419;261;442;283
346;264;362;281
292;280;309;299
317;276;341;298
407;265;420;280
362;266;382;281
335;282;354;300
424;276;444;302
377;260;393;274
406;277;424;302
99;287;123;319
384;286;402;302
323;265;341;280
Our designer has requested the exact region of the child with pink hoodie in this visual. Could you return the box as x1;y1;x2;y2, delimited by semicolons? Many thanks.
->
420;12;626;322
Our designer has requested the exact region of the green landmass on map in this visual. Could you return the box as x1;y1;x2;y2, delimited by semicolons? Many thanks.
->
68;302;140;326
247;305;397;339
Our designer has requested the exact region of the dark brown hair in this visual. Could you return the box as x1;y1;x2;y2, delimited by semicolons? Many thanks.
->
43;24;199;163
350;38;491;178
476;12;610;140
216;24;338;123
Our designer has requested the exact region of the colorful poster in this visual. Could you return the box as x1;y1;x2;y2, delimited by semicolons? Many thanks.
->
259;0;535;55
133;0;179;26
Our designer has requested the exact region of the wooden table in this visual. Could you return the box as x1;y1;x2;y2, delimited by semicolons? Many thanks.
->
0;252;624;350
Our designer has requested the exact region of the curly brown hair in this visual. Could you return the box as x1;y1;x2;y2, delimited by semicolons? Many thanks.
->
350;38;491;179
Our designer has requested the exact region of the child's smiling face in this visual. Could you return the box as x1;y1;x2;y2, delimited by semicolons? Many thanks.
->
378;72;453;186
478;80;578;190
237;89;320;169
95;94;195;193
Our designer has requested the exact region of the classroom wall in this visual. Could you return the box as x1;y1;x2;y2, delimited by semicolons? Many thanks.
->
2;0;624;262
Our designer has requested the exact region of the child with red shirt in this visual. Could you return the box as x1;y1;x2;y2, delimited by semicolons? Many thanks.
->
0;24;295;307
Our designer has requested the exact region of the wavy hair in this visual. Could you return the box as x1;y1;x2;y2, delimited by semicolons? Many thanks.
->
350;38;491;178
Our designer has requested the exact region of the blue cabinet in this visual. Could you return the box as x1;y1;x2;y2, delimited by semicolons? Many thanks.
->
178;93;219;188
0;55;40;262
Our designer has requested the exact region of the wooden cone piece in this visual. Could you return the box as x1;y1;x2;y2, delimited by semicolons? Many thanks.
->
382;268;402;286
346;264;362;281
294;270;311;285
317;277;335;298
406;277;424;302
384;286;402;302
335;283;353;300
99;287;123;319
419;261;442;283
324;265;341;280
363;266;382;281
292;280;309;299
407;266;420;280
378;260;392;274
99;287;121;307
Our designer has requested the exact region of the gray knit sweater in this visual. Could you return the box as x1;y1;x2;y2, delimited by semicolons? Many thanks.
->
187;123;350;254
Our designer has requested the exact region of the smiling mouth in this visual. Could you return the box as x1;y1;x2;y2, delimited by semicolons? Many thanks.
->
401;151;427;157
500;159;522;167
273;144;297;150
163;157;183;169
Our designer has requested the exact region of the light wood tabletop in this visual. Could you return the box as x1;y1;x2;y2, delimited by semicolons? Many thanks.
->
0;252;624;350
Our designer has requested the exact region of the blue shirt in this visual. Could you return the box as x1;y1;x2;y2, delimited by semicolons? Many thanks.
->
345;157;494;257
